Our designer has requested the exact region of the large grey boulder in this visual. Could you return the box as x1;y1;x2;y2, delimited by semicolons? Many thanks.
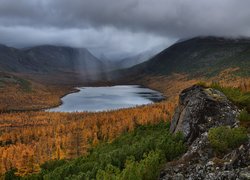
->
170;85;239;144
160;85;250;180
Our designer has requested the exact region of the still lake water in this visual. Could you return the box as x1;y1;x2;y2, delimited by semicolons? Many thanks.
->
48;85;164;112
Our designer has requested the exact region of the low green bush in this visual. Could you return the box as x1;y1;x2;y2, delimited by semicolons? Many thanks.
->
17;78;32;92
238;109;250;122
96;150;162;180
208;126;248;153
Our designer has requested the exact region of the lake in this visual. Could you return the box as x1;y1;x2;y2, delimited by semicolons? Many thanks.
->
48;85;164;112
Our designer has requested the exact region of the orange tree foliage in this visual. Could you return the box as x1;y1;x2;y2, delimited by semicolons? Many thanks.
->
0;68;248;176
0;79;73;112
0;102;175;176
135;71;250;103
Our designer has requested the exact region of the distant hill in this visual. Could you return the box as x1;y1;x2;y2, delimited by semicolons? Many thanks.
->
116;49;161;69
120;36;250;78
0;44;104;74
101;49;161;71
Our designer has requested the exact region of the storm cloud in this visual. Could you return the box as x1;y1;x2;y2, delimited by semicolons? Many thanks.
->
1;0;250;58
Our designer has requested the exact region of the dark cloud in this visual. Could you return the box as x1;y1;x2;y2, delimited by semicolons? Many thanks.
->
0;0;250;58
0;26;172;59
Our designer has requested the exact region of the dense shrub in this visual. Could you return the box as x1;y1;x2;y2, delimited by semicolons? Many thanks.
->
208;126;248;153
238;109;250;122
3;169;19;180
96;151;162;180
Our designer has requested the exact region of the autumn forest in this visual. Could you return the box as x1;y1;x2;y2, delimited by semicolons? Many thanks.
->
0;69;249;178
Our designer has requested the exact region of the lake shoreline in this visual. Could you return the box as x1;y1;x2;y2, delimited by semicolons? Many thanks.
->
47;85;165;113
0;87;80;114
0;84;166;114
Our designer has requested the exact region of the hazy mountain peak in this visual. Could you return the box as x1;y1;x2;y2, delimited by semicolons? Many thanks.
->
0;44;104;75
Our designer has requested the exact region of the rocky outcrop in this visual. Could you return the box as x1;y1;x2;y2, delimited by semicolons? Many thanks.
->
160;85;250;180
170;85;239;144
160;133;250;180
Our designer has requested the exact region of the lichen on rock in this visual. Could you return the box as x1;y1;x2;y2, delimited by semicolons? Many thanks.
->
170;85;239;144
160;85;249;180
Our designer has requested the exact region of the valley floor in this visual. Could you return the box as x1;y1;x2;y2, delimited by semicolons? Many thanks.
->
0;69;249;178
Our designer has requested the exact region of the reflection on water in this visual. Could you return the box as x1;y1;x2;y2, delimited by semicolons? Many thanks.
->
48;85;164;112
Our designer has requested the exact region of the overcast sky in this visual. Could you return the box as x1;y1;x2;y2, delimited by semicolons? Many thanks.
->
1;0;250;59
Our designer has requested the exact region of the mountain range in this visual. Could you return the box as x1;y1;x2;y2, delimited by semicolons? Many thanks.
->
0;36;250;83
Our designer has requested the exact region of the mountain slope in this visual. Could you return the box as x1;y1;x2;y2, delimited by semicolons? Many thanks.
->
124;37;250;77
0;44;32;72
116;48;161;69
101;49;160;71
0;44;104;74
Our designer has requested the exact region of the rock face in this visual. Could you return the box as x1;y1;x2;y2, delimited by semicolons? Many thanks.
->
160;85;250;180
170;85;239;144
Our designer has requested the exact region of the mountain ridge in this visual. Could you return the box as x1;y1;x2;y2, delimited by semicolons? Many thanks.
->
116;36;250;79
0;44;104;74
1;36;250;83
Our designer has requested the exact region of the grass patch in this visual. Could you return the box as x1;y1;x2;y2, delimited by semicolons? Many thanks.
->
238;109;250;129
208;126;248;153
16;78;32;92
196;81;209;88
199;81;250;126
197;81;250;113
210;82;250;111
0;75;32;92
8;122;186;180
238;109;250;122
